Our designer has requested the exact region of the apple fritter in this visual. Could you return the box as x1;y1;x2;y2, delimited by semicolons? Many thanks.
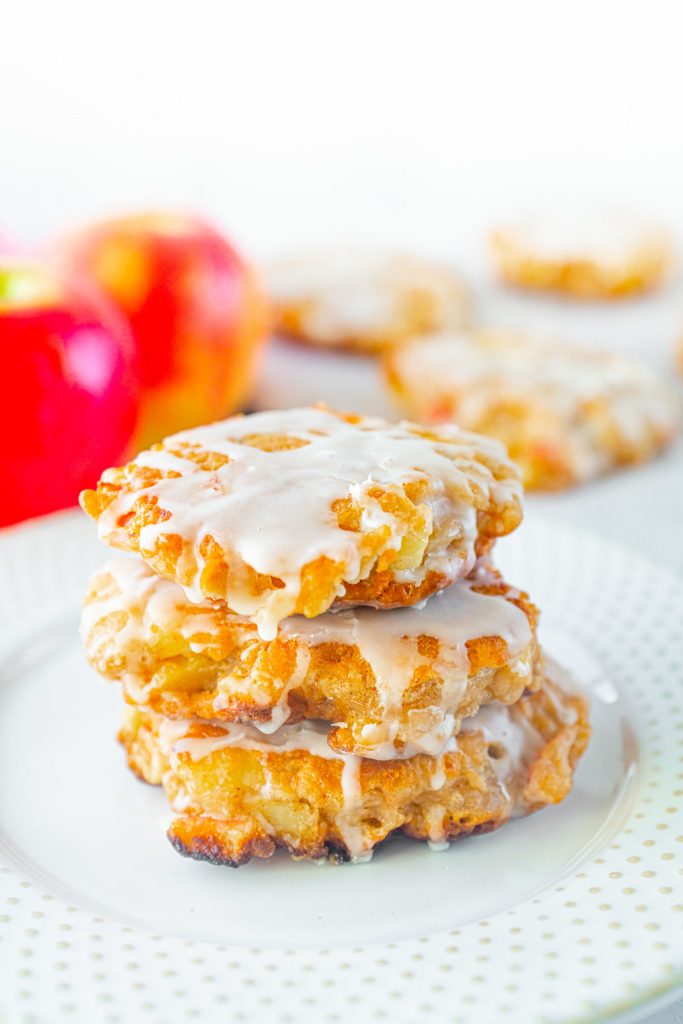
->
490;213;673;299
83;558;540;758
120;673;589;866
80;406;523;638
385;330;679;491
266;247;471;354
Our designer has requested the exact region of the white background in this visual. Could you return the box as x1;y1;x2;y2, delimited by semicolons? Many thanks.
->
1;0;683;260
1;2;682;1021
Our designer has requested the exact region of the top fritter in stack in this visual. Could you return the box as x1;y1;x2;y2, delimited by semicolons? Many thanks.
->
80;405;589;866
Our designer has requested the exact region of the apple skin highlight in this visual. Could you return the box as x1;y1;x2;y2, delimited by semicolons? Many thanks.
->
52;212;270;448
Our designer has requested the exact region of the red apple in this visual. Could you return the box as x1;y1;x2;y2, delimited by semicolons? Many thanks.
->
52;212;270;447
0;259;139;526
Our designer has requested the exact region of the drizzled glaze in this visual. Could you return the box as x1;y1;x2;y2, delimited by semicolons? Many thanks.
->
80;558;223;658
82;558;533;757
151;684;548;858
156;716;370;859
460;688;578;815
91;407;521;640
281;562;532;756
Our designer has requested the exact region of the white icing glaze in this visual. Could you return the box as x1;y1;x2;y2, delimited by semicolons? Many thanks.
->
391;331;680;482
81;557;224;654
429;750;453;791
94;407;521;640
461;697;545;811
462;701;538;770
82;557;533;758
150;681;554;857
156;716;372;859
163;717;335;762
281;565;532;756
157;714;408;858
266;248;468;345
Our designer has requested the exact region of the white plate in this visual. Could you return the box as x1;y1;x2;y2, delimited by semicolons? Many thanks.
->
0;510;682;1023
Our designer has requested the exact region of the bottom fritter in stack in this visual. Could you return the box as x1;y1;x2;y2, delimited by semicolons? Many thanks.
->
81;557;589;866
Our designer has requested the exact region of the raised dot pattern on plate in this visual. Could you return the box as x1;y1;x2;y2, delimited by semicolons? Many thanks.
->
0;510;682;1024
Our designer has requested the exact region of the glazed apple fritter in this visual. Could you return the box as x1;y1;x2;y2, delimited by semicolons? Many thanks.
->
266;247;471;354
385;330;679;491
120;673;590;865
82;558;540;758
80;406;523;639
490;213;673;299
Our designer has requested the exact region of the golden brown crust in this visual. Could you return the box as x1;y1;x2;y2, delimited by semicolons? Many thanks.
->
80;407;522;625
168;816;276;867
119;676;589;866
84;560;540;756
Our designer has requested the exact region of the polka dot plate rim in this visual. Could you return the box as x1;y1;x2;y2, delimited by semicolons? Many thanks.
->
0;509;681;1024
